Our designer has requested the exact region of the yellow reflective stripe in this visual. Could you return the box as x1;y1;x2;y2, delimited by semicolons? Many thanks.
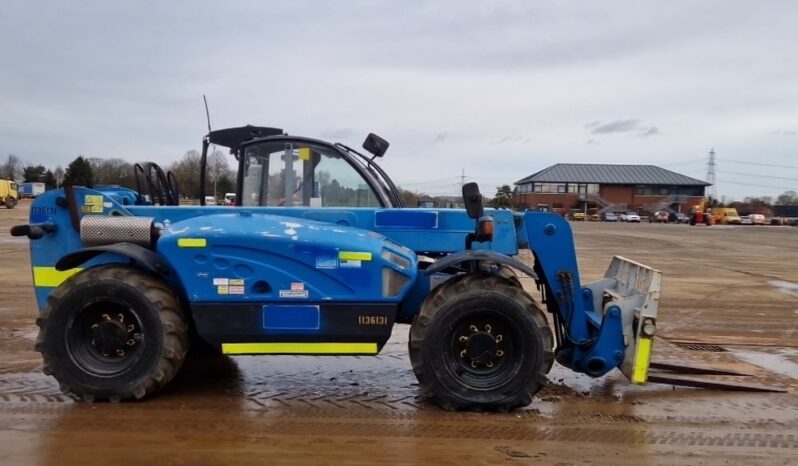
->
33;267;82;287
177;238;207;248
632;337;653;384
221;342;378;355
338;251;372;262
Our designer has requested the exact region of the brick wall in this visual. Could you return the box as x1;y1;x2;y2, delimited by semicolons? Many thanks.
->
515;191;705;214
600;185;634;206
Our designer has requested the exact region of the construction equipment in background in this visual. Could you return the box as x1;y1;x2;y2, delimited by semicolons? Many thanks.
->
20;182;45;199
0;179;19;209
12;125;774;410
711;207;742;225
690;199;713;226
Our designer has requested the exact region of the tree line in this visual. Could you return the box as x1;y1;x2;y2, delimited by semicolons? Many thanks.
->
0;151;236;200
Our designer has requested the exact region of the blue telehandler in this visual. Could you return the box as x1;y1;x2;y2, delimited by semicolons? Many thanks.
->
13;126;663;410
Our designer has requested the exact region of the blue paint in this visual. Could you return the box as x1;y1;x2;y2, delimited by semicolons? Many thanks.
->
374;210;438;229
263;305;320;330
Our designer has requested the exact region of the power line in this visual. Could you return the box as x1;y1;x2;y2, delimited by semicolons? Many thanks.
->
721;159;798;170
716;179;795;191
398;176;459;186
716;170;798;182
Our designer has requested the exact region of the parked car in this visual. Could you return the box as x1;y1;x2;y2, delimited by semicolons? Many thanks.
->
571;212;585;221
649;211;669;223
602;212;618;222
624;212;641;223
749;214;766;225
672;212;689;224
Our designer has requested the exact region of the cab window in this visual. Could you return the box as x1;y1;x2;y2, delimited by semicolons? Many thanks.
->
241;141;382;207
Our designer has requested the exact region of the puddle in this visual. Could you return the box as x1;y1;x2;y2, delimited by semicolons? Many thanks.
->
768;280;798;297
727;347;798;380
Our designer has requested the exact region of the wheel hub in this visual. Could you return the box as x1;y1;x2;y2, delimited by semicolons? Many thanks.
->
466;332;497;363
457;323;506;369
89;313;137;357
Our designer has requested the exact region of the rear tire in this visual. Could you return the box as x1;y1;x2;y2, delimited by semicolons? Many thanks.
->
409;275;554;411
35;265;188;401
5;198;15;209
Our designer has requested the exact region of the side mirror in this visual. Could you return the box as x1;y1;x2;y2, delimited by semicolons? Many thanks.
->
462;182;484;219
363;133;389;158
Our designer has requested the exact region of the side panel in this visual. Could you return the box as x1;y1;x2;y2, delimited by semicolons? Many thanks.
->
192;303;396;353
157;212;417;304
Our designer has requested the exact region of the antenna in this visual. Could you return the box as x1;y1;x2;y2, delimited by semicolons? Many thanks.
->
203;95;212;133
706;148;717;200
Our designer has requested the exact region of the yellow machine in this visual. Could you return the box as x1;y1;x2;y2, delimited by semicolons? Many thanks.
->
711;207;741;225
0;179;18;209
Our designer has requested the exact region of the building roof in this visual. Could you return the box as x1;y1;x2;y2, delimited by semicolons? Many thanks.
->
515;163;711;186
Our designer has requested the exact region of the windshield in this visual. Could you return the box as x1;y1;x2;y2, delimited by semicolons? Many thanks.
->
335;143;403;207
241;141;384;208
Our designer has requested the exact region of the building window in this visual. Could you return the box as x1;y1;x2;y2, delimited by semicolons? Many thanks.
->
533;182;568;193
553;203;563;209
517;183;532;193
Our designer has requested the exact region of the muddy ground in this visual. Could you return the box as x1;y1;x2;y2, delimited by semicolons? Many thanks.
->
1;200;796;465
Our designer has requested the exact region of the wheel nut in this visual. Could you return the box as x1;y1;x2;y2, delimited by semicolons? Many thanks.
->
458;336;468;343
470;361;477;368
102;351;109;357
468;325;478;333
102;314;110;321
127;324;135;332
460;349;467;359
496;350;504;357
496;335;503;343
486;361;494;368
485;324;492;333
91;339;96;346
91;324;99;330
127;339;135;347
116;349;125;357
117;313;124;322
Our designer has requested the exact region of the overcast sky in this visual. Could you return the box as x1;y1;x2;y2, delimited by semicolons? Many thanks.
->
1;1;796;199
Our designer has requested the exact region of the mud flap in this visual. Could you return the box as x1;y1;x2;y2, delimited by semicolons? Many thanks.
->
582;256;661;385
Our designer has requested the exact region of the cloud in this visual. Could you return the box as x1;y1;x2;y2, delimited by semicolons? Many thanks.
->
586;119;659;137
588;119;640;134
771;129;797;136
433;132;449;143
638;126;660;137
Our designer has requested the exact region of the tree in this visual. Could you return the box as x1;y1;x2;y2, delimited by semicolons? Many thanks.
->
23;164;47;182
0;155;23;181
490;184;514;209
776;190;798;206
168;150;202;199
43;170;57;189
398;188;419;207
207;149;234;198
88;158;135;188
65;156;94;186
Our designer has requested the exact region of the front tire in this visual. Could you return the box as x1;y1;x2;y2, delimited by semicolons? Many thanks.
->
409;275;554;411
5;197;15;209
35;265;188;401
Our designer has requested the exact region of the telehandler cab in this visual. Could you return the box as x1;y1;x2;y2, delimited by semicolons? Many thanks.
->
14;126;664;410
